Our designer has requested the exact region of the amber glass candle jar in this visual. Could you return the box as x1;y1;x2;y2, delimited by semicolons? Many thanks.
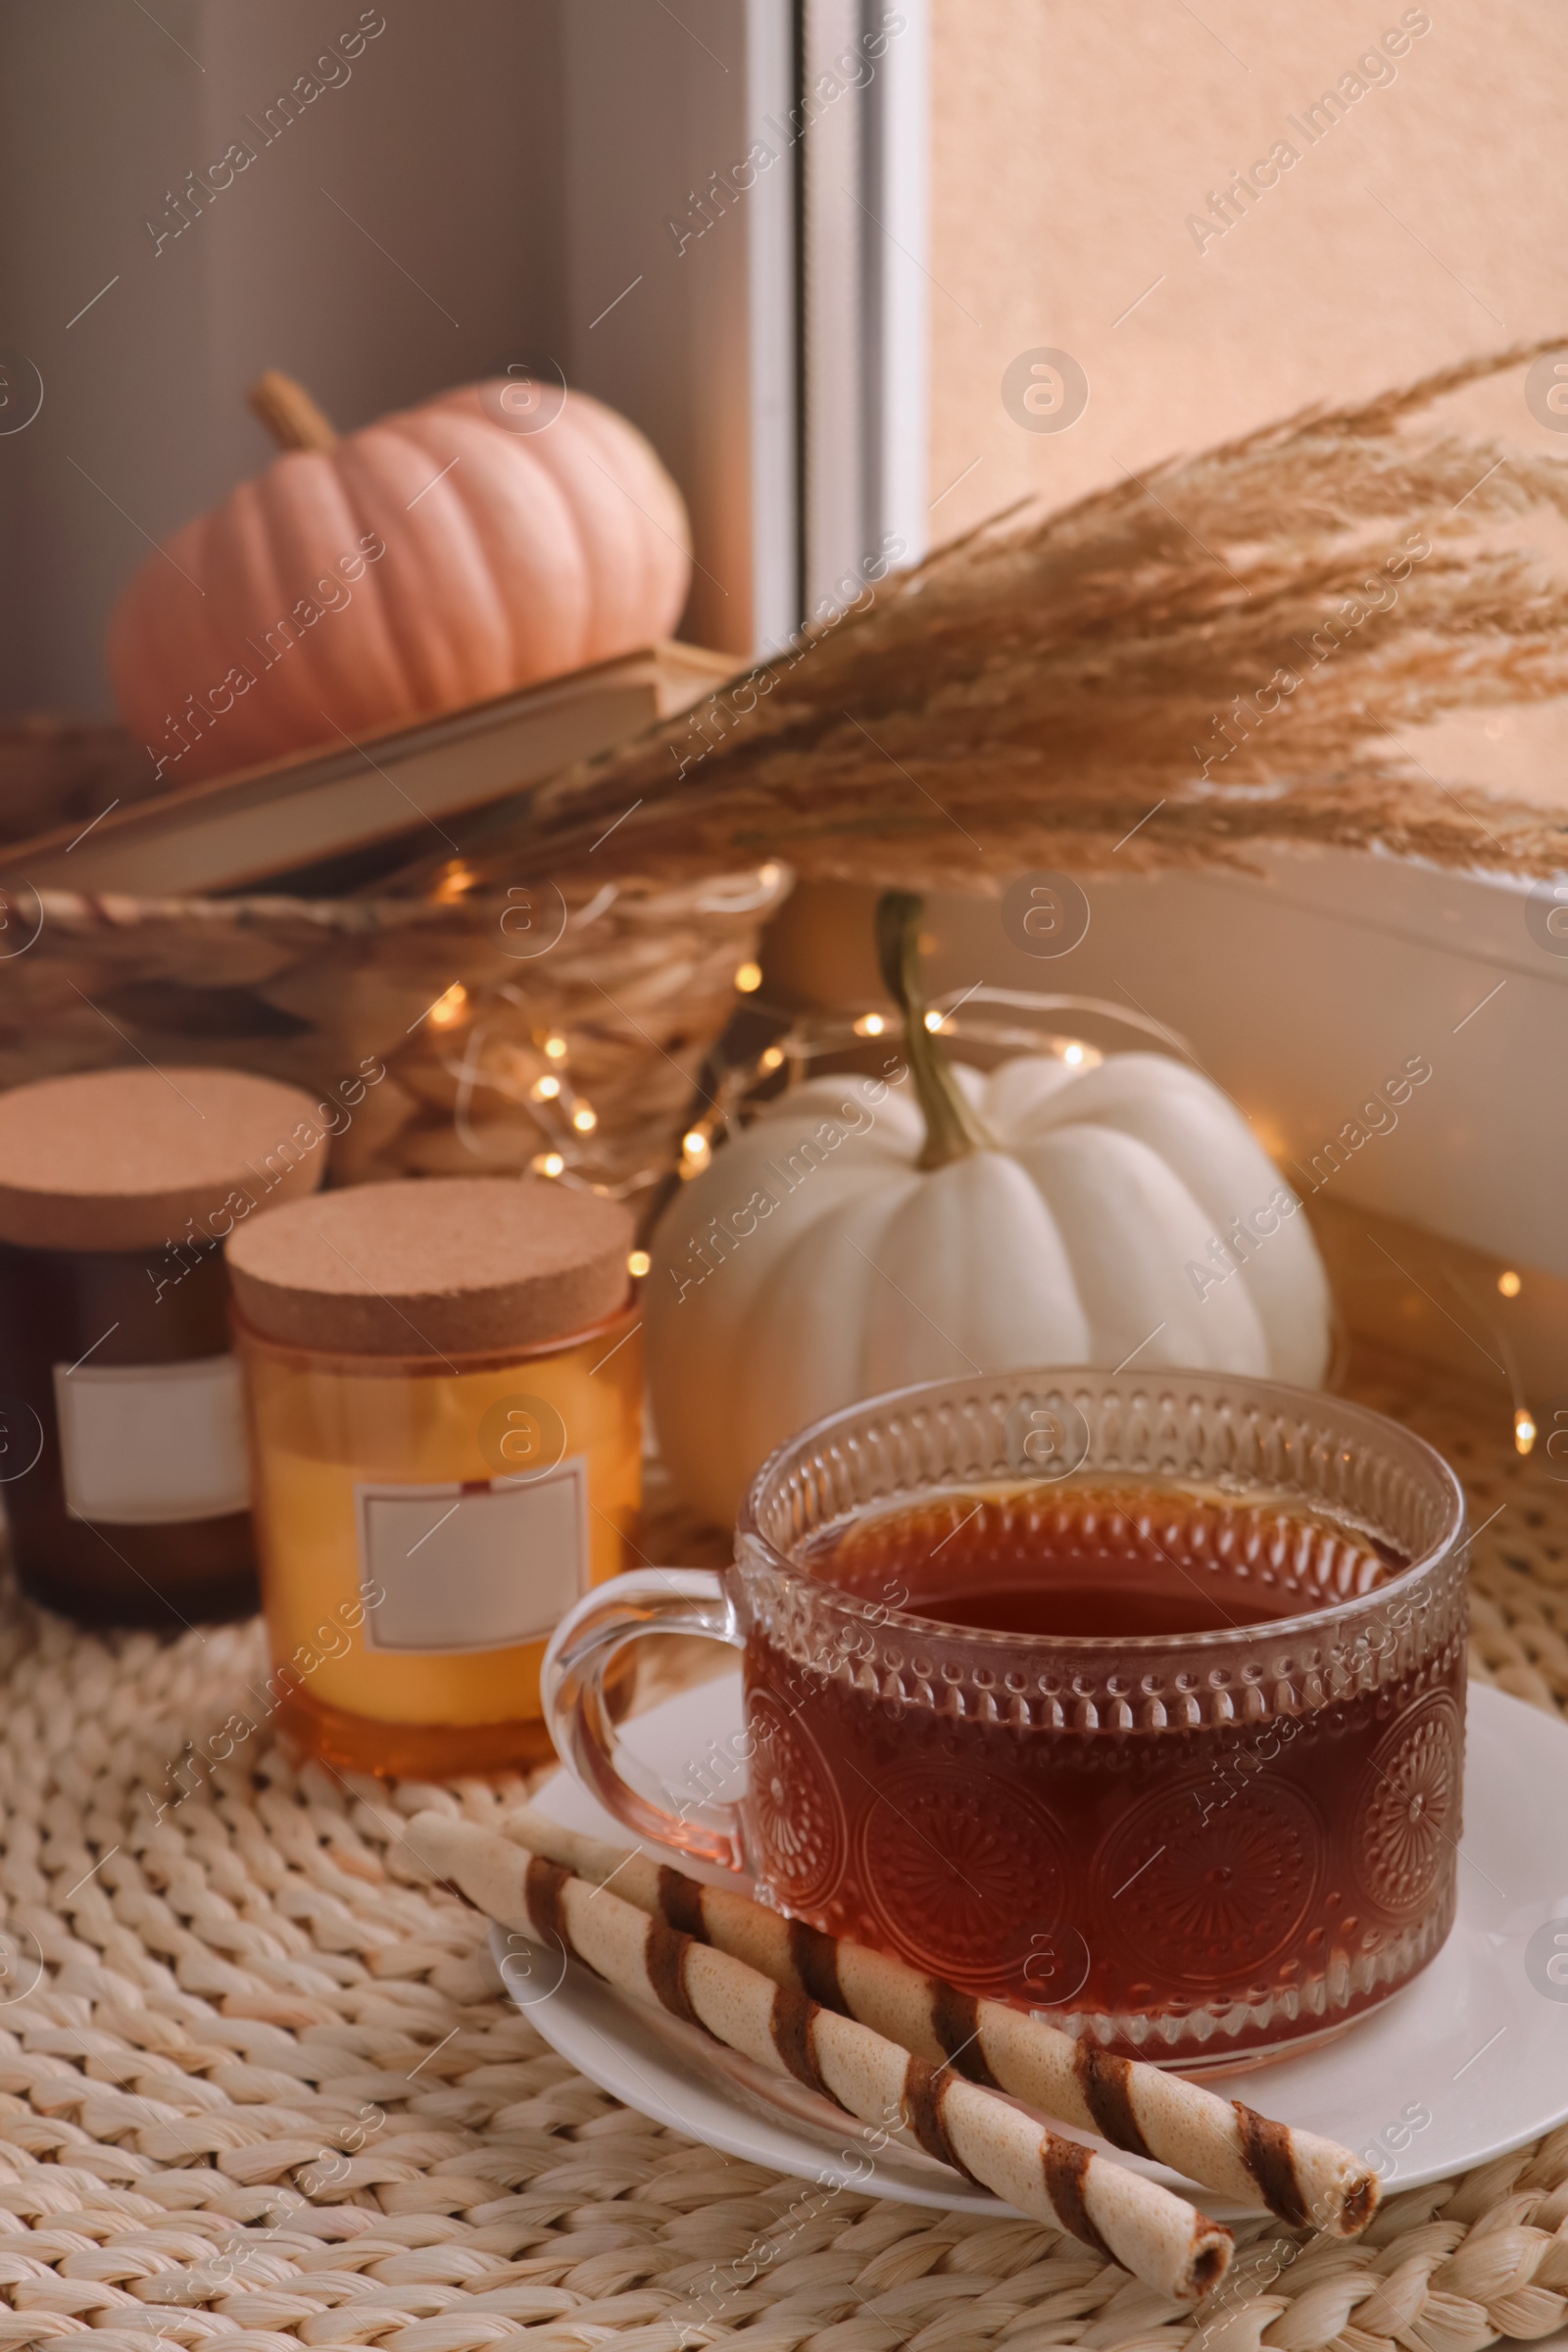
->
0;1066;324;1626
227;1176;641;1778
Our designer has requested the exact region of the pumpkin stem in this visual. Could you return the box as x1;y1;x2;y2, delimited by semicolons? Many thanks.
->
248;369;339;453
874;890;993;1170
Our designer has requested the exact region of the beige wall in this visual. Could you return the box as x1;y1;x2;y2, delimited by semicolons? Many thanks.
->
928;0;1568;537
0;0;768;720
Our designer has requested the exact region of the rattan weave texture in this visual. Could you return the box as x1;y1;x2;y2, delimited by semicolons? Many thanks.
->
0;1349;1562;2352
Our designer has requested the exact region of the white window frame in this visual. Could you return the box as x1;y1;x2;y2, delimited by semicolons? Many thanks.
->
800;0;930;619
562;0;930;657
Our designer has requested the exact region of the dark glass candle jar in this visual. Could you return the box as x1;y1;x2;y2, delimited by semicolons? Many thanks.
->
0;1066;325;1626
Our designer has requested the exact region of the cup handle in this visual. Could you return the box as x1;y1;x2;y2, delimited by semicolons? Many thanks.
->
541;1569;747;1873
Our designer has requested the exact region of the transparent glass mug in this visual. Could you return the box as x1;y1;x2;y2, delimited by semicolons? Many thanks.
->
543;1368;1469;2064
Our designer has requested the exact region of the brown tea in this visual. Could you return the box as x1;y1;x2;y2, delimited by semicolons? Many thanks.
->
805;1483;1403;1636
740;1479;1463;2058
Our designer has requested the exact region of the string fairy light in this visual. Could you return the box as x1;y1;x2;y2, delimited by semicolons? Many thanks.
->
425;981;467;1029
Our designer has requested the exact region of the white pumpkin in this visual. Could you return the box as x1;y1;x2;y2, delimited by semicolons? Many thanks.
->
647;904;1331;1525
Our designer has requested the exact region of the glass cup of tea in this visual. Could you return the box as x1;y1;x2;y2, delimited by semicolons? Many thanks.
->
543;1368;1468;2066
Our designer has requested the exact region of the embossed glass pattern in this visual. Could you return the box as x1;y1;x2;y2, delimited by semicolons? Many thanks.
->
736;1371;1468;2065
544;1368;1468;2068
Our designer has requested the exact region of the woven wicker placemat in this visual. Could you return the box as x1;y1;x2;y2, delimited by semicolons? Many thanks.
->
0;1348;1564;2352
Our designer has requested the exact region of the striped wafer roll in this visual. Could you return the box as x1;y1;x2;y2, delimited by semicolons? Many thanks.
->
502;1805;1378;2240
408;1811;1233;2304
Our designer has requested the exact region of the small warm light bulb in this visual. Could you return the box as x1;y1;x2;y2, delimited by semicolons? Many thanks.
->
1515;1407;1537;1455
531;1074;561;1102
532;1152;565;1178
432;861;475;905
760;861;781;886
923;1009;943;1032
760;1045;785;1072
544;1035;568;1060
627;1249;652;1279
855;1012;885;1037
571;1104;597;1133
1063;1043;1085;1065
734;960;763;994
682;1128;711;1174
426;981;467;1028
1497;1269;1522;1298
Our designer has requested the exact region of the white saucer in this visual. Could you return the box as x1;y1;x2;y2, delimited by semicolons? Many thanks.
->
496;1677;1568;2215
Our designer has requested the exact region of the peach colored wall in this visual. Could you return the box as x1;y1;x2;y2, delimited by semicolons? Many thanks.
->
928;0;1568;539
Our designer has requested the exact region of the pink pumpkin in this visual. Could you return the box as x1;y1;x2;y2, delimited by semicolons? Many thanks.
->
108;371;693;785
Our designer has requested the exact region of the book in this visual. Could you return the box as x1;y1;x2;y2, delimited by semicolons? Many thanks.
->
3;643;738;899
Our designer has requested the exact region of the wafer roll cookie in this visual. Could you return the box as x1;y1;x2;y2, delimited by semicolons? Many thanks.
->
409;1813;1233;2305
504;1804;1377;2239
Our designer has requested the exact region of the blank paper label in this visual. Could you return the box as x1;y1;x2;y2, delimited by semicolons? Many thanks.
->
53;1353;250;1525
356;1460;589;1654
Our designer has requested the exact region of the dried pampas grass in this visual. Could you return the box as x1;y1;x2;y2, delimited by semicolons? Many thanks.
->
431;339;1568;897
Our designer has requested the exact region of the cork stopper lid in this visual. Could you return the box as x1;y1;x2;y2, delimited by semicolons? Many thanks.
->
0;1066;328;1253
226;1176;634;1355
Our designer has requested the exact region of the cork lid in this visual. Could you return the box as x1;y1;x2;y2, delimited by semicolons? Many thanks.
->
226;1176;634;1355
0;1066;328;1253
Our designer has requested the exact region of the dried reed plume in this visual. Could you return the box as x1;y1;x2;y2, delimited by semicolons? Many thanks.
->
431;341;1568;896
